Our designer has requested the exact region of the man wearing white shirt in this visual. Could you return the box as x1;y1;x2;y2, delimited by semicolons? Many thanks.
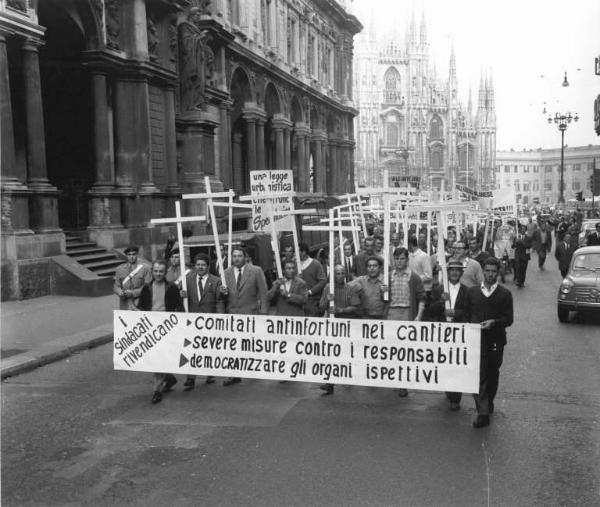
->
407;235;433;294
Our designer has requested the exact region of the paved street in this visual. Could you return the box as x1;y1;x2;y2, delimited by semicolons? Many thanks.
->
2;254;599;507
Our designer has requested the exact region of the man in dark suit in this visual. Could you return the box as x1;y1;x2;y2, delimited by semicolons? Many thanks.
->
137;259;184;404
464;257;513;428
336;241;358;282
555;232;577;278
531;221;552;270
181;253;224;391
512;225;532;288
220;245;269;386
586;223;600;246
267;259;308;316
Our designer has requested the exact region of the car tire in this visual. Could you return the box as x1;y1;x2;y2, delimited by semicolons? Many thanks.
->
557;306;569;323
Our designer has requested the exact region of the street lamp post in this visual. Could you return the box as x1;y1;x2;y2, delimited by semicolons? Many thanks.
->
548;112;578;204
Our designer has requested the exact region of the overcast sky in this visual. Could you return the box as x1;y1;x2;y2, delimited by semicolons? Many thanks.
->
350;0;600;151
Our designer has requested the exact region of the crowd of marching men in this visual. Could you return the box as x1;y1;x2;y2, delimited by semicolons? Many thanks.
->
113;208;597;427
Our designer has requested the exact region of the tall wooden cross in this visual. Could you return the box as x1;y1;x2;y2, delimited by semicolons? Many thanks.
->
239;190;315;277
149;202;206;312
181;177;236;285
304;209;360;315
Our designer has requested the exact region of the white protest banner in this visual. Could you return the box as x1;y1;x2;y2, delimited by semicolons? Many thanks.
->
250;170;294;232
114;310;481;393
492;187;516;212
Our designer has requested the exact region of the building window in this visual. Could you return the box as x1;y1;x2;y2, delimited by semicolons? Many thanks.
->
544;165;552;173
573;163;581;171
504;165;510;173
429;115;442;140
386;123;398;146
514;181;520;191
533;166;539;173
430;147;443;170
523;165;530;173
513;165;518;173
523;182;530;191
383;67;401;103
533;182;539;191
307;35;315;76
573;181;581;191
544;181;552;191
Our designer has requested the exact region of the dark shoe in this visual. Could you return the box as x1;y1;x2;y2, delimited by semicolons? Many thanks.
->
205;376;215;384
183;378;195;392
473;415;490;428
319;383;334;395
450;402;460;411
223;377;241;386
162;375;177;392
398;388;408;398
489;400;494;414
151;391;162;404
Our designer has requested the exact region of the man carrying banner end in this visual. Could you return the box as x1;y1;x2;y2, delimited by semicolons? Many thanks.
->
137;259;184;404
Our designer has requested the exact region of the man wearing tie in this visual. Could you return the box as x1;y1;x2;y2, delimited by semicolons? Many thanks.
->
555;232;576;278
220;246;269;386
181;253;224;391
339;241;357;282
512;225;532;288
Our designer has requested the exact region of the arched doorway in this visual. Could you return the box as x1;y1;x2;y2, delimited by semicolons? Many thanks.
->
230;67;252;193
38;0;95;230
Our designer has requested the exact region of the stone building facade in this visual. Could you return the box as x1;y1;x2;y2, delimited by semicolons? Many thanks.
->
496;145;600;206
0;0;361;299
353;11;496;191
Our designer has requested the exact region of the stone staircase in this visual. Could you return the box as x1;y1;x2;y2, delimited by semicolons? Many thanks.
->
65;234;123;278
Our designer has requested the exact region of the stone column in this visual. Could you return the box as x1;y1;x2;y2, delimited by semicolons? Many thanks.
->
328;138;338;194
91;71;113;189
87;70;122;230
313;135;323;193
296;131;306;191
219;99;233;189
22;39;50;189
284;127;291;170
1;34;31;235
272;114;292;171
274;124;284;169
164;85;180;193
22;38;60;233
256;117;265;170
232;132;244;192
1;34;20;187
245;116;257;173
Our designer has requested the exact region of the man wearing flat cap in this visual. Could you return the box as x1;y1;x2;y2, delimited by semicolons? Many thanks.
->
113;245;151;310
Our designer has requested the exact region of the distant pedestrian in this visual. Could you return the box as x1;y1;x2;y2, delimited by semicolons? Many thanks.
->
512;225;532;288
532;221;552;270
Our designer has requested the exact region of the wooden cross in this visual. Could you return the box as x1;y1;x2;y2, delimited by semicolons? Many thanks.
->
149;202;207;312
181;178;236;285
303;209;360;316
239;190;316;277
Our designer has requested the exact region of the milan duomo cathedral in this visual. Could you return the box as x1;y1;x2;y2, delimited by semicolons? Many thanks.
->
353;11;497;191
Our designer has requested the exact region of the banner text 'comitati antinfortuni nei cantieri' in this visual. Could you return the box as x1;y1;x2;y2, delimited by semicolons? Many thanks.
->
114;311;481;393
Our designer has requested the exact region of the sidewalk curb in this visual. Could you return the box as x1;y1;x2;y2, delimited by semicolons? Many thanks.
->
1;328;113;380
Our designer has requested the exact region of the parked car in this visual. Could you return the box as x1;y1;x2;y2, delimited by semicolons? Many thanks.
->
557;246;600;322
578;220;600;246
